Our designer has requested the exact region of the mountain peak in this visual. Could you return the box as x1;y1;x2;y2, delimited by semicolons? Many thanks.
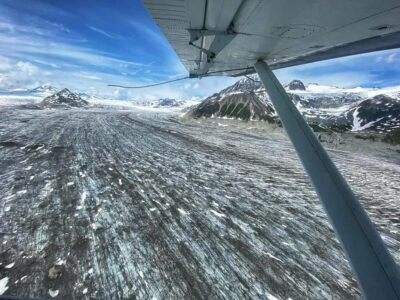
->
29;85;58;94
287;80;306;91
56;88;74;96
40;88;89;108
156;98;183;107
187;74;275;121
220;74;262;95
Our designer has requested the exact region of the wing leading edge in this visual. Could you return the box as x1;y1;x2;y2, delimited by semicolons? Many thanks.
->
143;0;400;77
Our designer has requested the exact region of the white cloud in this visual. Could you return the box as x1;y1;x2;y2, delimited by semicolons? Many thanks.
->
31;59;59;68
386;53;397;63
1;5;400;100
183;82;199;90
0;21;14;32
16;61;38;75
0;60;41;89
0;9;197;98
0;56;13;71
375;52;398;64
87;26;120;39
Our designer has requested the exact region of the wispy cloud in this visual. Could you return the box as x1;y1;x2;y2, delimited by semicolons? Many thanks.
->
1;0;400;100
87;26;120;39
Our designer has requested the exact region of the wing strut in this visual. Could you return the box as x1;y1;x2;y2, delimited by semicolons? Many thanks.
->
254;60;400;300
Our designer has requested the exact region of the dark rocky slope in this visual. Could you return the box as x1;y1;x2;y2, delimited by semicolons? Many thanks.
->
187;77;400;138
40;89;89;108
187;76;275;121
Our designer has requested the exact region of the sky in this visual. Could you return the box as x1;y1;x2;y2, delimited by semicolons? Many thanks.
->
1;0;400;101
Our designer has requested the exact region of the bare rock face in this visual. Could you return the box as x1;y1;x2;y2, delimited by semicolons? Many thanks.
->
40;89;89;108
190;92;275;121
348;94;400;132
287;80;306;91
187;76;275;121
186;76;400;135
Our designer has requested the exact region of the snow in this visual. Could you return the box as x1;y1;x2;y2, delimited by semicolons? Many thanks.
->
1;104;399;299
80;191;87;206
0;94;42;106
289;83;400;100
178;208;189;215
5;262;15;269
266;252;283;263
211;210;226;218
352;107;384;132
55;258;66;266
302;84;346;94
87;97;199;112
264;291;279;300
0;277;9;295
366;86;400;98
351;108;363;131
49;289;59;297
297;83;381;96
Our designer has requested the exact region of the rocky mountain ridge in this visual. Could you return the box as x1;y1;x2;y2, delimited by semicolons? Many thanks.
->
187;77;400;136
40;88;89;108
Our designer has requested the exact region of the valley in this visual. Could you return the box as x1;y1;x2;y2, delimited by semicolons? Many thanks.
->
1;105;400;299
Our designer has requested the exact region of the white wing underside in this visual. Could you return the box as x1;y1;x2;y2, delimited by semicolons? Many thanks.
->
143;0;400;76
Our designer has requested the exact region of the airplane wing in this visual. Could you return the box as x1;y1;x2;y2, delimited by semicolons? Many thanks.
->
142;1;400;299
143;0;400;76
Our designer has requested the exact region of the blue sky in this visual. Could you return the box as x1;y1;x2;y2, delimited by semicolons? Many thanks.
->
1;0;400;100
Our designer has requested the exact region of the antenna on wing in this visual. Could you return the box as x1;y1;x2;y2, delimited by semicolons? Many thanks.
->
108;67;255;89
108;76;190;89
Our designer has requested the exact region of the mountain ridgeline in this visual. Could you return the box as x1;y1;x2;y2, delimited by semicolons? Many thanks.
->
187;76;400;137
40;89;89;108
189;75;275;122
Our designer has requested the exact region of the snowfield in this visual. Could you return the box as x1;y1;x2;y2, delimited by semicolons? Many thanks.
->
0;104;399;299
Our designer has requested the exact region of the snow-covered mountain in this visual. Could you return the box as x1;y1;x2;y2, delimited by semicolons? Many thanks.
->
28;85;58;95
189;91;274;121
129;98;191;108
0;85;59;96
0;85;60;106
40;88;89;108
345;94;400;132
187;76;400;134
154;98;184;107
219;74;263;93
187;75;274;121
0;85;197;109
286;79;306;91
